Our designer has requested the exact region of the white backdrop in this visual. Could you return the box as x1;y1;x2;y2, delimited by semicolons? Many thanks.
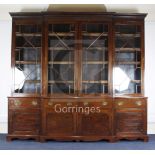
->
0;20;155;133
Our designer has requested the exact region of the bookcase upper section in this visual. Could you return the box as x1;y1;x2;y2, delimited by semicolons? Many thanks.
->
10;12;147;97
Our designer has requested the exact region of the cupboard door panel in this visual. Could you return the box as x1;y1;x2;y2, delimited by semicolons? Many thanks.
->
115;110;145;135
79;109;112;136
46;112;75;136
10;110;40;135
42;99;76;136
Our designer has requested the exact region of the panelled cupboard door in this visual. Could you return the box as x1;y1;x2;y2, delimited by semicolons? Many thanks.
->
78;111;112;136
9;109;40;135
115;109;146;136
78;102;112;136
42;99;76;136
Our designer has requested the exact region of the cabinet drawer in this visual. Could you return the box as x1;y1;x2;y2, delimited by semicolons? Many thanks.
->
44;99;77;108
80;99;113;108
9;98;40;109
115;98;146;108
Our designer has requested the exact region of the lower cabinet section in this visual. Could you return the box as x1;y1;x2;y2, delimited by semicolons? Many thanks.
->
114;98;148;141
7;97;40;141
7;97;148;142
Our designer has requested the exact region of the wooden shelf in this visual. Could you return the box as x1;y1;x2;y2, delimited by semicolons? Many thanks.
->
82;32;108;37
115;48;141;52
83;47;108;50
82;80;108;84
48;32;74;37
116;61;140;65
16;33;42;37
16;61;40;65
131;80;141;83
115;33;140;37
48;80;74;84
48;47;74;51
83;61;108;64
48;61;74;65
16;47;41;49
24;80;41;83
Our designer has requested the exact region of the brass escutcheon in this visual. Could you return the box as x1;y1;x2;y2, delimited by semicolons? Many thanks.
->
48;101;54;106
136;101;142;106
32;101;38;106
67;102;72;106
117;101;124;106
102;102;108;106
84;102;89;106
14;100;21;106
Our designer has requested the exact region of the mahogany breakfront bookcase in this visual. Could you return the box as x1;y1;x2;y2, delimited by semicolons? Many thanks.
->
7;12;148;142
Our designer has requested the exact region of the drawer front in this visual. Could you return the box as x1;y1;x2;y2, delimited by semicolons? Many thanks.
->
80;99;113;109
43;99;77;112
115;98;146;109
9;98;40;109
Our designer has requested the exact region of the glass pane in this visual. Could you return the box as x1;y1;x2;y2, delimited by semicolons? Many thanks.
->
114;24;141;94
48;24;75;94
82;23;109;94
14;24;42;94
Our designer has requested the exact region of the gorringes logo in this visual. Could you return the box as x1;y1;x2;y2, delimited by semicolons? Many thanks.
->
54;104;101;115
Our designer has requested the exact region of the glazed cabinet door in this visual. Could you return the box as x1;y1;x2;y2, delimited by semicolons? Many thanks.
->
8;98;40;136
113;22;144;95
42;99;76;138
12;20;42;95
46;23;77;96
80;22;111;95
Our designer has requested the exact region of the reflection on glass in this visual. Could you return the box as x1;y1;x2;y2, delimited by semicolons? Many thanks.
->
114;24;141;94
14;67;25;90
14;24;41;94
114;67;130;92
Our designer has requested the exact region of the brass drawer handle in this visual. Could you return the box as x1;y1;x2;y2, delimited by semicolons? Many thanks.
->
102;102;108;106
117;101;124;106
14;100;21;106
84;102;89;106
67;102;72;106
32;101;38;106
48;101;54;106
136;101;142;106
